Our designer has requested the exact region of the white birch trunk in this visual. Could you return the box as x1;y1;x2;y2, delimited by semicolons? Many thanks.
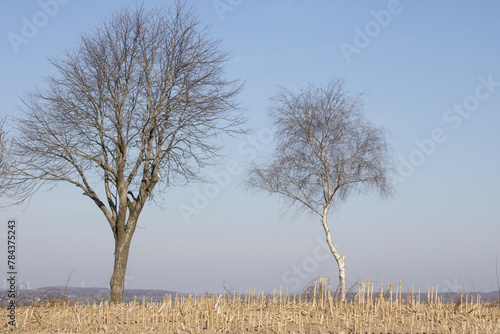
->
321;208;346;301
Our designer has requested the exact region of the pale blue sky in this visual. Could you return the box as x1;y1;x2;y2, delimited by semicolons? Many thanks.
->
1;1;499;294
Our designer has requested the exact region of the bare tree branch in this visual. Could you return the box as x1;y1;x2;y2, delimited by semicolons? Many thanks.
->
0;118;14;201
0;118;42;206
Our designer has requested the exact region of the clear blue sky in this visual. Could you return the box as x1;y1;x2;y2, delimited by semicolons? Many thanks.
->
1;0;499;294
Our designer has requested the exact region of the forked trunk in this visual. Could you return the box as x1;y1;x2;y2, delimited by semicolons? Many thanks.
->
320;212;346;301
109;233;132;303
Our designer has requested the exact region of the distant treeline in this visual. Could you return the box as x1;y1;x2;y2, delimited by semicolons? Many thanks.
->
0;286;498;306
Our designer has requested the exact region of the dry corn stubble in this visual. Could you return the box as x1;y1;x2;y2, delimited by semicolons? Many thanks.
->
1;280;499;334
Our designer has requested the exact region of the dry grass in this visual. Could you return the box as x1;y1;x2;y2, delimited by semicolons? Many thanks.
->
2;280;499;333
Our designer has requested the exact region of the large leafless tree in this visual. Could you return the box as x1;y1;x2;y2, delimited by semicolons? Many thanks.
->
247;78;393;301
13;2;243;303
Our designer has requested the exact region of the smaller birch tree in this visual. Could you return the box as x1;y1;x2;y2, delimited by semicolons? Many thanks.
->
247;78;393;301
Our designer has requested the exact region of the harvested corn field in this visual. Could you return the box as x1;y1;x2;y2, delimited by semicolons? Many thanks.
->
2;281;499;333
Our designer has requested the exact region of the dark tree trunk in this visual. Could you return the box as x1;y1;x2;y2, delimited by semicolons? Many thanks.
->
109;232;132;303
